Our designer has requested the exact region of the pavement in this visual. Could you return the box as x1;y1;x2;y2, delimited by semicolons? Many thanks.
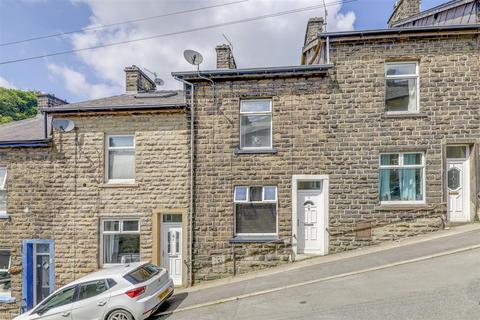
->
152;224;480;319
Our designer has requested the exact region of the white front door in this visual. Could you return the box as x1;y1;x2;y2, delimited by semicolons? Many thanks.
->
447;146;470;222
297;187;325;254
162;223;182;285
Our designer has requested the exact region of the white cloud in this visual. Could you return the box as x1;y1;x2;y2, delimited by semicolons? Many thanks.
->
47;64;120;99
0;76;16;89
68;0;356;97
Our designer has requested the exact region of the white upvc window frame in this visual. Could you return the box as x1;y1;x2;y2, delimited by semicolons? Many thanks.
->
0;249;11;298
105;134;135;184
233;186;278;236
385;61;420;114
0;167;7;217
100;218;140;268
379;152;426;205
239;99;273;150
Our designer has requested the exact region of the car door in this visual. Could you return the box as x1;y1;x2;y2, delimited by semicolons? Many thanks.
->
29;286;76;320
70;279;112;320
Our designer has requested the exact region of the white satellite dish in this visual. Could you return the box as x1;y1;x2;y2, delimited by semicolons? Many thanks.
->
184;49;203;66
52;119;75;132
154;78;165;86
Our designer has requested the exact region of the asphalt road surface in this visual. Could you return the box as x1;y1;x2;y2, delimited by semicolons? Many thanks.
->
159;248;480;320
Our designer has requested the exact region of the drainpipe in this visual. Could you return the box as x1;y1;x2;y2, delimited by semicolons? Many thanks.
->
43;112;48;139
326;36;330;64
173;75;195;287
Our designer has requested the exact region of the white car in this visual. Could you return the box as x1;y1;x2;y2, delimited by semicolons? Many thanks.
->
14;262;174;320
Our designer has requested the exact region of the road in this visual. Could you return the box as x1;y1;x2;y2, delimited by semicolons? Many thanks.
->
159;248;480;319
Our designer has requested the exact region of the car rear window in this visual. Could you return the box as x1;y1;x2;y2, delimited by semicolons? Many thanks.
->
123;264;161;284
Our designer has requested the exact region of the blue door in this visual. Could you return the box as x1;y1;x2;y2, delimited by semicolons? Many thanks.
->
22;239;55;312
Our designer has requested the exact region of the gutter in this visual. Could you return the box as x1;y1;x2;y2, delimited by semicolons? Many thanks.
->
0;138;51;148
173;75;195;287
172;64;333;80
318;24;480;40
40;103;188;114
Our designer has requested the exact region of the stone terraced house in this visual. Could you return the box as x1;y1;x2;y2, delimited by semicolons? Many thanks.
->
0;0;479;318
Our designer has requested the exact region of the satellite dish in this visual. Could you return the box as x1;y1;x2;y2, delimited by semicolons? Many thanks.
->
184;49;203;66
52;119;75;132
154;78;164;86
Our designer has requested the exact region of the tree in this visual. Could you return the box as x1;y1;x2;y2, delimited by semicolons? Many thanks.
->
0;88;38;124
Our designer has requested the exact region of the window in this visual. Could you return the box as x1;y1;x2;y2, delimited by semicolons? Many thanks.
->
101;219;140;266
106;135;135;183
379;153;425;203
0;168;6;216
78;280;108;301
240;100;272;149
123;263;161;284
0;250;11;298
234;186;277;235
385;62;419;113
446;146;467;159
34;286;76;314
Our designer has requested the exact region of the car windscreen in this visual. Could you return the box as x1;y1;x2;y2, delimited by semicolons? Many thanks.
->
123;264;161;284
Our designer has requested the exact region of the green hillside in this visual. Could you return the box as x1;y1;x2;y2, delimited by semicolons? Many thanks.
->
0;87;38;124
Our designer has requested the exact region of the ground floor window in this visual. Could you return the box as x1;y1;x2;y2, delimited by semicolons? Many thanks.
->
234;186;277;235
101;219;140;266
379;153;425;203
0;250;11;299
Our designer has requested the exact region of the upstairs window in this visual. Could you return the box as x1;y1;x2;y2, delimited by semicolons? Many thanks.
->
0;250;11;299
240;100;272;149
385;62;419;113
106;135;135;183
0;168;6;216
234;186;277;235
379;153;425;204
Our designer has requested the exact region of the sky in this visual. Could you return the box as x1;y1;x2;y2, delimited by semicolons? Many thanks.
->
0;0;448;103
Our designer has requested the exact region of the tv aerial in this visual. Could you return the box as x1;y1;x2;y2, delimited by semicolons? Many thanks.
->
52;119;75;132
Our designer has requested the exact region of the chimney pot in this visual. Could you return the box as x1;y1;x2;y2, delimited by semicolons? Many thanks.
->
215;44;236;69
124;65;156;93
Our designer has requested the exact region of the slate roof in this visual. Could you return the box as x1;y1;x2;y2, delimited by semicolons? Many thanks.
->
0;113;50;144
391;0;478;28
42;90;186;113
0;90;186;146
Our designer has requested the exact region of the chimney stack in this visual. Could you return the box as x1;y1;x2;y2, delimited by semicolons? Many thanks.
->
388;0;421;27
124;65;156;93
215;44;236;69
304;17;324;46
36;93;67;111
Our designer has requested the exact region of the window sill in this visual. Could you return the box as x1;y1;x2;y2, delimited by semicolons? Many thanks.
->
99;183;139;188
375;204;429;211
383;112;428;119
229;236;280;243
234;148;278;155
0;213;8;219
0;296;15;304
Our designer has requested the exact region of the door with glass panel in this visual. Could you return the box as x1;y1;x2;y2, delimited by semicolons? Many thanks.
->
161;219;182;286
447;146;470;222
297;181;325;255
22;240;55;311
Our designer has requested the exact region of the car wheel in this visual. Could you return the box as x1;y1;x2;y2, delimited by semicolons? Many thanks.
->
106;309;134;320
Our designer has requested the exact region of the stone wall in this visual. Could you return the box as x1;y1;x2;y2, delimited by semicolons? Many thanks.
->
190;32;479;281
0;111;189;318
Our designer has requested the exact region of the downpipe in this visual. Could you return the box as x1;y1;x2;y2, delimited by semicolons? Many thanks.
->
173;75;195;287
